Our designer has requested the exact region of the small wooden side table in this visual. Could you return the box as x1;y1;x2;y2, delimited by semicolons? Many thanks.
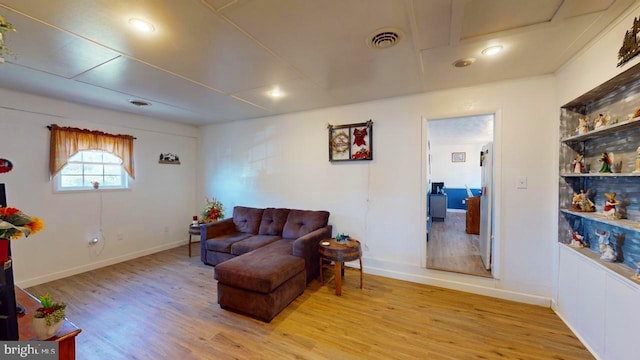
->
319;238;363;296
17;287;81;360
188;225;201;257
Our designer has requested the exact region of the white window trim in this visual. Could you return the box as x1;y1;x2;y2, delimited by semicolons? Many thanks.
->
53;150;131;192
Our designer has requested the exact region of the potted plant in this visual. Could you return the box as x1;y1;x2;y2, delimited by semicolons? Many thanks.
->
32;293;66;340
201;198;225;222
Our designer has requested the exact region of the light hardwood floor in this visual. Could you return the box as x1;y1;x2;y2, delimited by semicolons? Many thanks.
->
427;211;492;277
27;246;592;359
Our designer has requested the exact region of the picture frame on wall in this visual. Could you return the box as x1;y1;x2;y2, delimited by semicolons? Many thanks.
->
452;152;466;162
328;120;373;161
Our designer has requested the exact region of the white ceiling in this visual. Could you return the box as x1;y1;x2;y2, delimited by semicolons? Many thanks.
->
0;0;635;125
428;114;494;145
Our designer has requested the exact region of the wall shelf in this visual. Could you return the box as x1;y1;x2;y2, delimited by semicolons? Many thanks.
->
560;209;640;233
559;243;639;287
560;172;640;177
561;116;640;144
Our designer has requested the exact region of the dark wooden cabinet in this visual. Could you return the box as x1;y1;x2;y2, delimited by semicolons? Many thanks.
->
466;196;480;235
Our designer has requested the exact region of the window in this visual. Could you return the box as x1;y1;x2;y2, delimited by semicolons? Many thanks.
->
54;150;129;191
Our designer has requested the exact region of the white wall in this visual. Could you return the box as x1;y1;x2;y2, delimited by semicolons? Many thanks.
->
0;89;198;287
200;75;558;304
431;143;484;189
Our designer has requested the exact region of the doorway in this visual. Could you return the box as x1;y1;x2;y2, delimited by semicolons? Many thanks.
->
426;114;494;277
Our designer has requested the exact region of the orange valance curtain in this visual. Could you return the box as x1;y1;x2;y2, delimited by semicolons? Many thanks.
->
49;124;136;179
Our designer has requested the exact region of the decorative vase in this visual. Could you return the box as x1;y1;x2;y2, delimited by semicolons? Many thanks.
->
32;318;63;340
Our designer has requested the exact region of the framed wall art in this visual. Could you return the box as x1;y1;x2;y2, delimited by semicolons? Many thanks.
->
159;153;180;164
451;152;466;162
328;120;373;161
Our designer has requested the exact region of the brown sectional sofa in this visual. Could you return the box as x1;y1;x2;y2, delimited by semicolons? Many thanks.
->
199;206;331;321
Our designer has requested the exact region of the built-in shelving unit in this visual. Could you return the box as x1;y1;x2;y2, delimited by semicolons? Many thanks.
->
558;61;640;284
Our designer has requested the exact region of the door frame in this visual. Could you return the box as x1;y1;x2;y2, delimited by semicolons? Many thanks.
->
421;109;503;279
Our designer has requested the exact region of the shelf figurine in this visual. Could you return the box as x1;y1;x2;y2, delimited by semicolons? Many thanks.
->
634;146;640;173
598;152;613;173
571;189;595;212
593;113;610;129
571;153;584;173
575;117;589;135
568;230;586;248
603;192;621;219
633;261;640;281
595;229;616;262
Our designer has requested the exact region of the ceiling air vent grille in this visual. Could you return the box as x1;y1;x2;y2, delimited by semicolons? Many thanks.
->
129;99;151;107
367;28;403;49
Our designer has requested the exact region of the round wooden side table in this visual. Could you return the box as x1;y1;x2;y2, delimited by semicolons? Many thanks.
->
319;238;363;296
188;225;201;257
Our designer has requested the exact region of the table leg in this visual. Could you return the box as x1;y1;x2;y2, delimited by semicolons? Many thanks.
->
334;261;342;296
319;257;324;285
188;233;192;257
359;257;363;289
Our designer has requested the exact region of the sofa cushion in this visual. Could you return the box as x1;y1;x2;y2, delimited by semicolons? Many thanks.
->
205;233;253;253
233;206;264;234
230;235;282;256
215;252;305;293
282;210;330;239
258;208;291;236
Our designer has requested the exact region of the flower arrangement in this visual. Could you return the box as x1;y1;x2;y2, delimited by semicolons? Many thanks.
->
201;198;224;222
34;293;66;326
0;14;16;58
0;206;45;240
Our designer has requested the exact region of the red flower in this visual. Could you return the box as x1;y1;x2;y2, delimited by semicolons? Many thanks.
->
0;207;19;217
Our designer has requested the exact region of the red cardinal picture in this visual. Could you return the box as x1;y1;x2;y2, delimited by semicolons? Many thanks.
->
353;127;368;146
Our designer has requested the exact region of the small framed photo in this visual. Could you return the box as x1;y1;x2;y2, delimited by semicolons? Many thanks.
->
452;152;466;162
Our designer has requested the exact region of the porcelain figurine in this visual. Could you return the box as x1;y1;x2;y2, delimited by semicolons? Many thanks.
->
575;117;589;135
571;153;584;173
603;192;621;219
598;152;613;173
634;146;640;173
595;229;616;262
600;243;617;262
572;189;595;212
594;113;610;129
633;262;640;281
569;231;586;248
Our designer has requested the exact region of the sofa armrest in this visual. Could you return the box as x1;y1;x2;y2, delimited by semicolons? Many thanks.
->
292;225;332;283
200;218;236;263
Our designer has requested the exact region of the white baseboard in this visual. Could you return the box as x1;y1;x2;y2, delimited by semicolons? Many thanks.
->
357;257;551;307
16;240;186;288
553;308;601;360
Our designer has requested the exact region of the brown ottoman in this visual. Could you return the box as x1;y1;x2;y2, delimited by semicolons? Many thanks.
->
214;250;306;322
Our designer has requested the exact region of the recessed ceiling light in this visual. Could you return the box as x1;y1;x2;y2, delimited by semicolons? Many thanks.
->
268;87;284;98
128;18;155;33
452;58;476;68
129;99;151;107
482;45;503;56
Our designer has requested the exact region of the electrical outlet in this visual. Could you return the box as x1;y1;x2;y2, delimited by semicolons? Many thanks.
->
462;199;466;204
117;233;124;241
516;176;528;189
164;226;169;234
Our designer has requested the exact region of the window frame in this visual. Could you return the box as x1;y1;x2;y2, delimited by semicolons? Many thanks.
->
53;150;130;192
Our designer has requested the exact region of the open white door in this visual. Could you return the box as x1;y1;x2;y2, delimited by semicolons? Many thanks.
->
479;143;493;270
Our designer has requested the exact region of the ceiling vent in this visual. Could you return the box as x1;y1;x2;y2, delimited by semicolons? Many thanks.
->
367;28;403;49
129;99;151;107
